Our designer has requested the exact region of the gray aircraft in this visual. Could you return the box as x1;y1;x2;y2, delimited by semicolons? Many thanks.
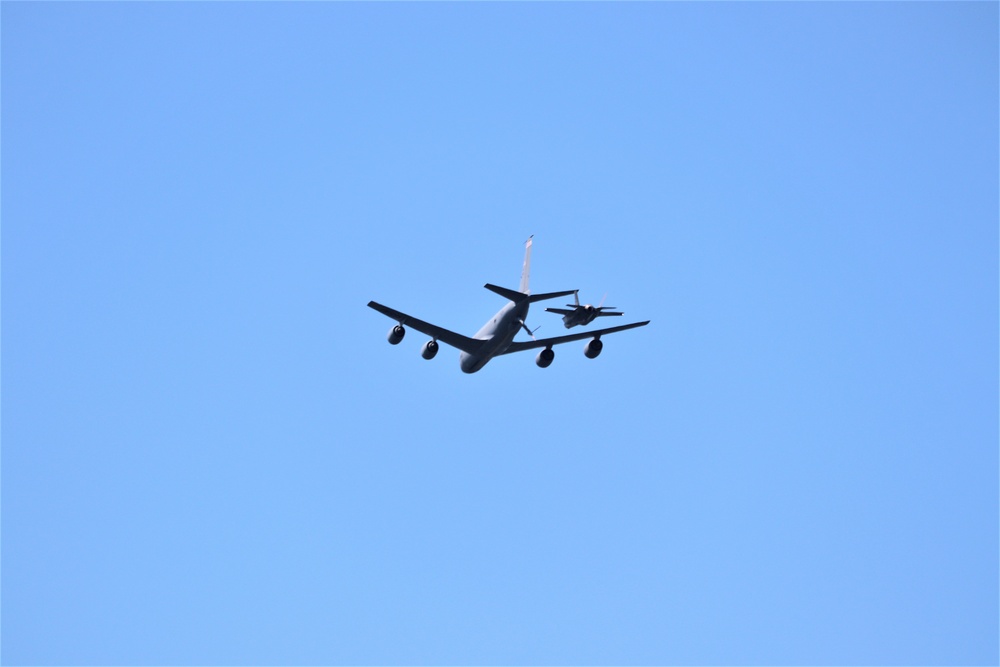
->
546;291;623;329
368;237;649;373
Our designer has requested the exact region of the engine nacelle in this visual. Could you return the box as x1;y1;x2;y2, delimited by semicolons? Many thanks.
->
584;338;603;359
387;325;406;345
421;340;439;360
536;347;555;368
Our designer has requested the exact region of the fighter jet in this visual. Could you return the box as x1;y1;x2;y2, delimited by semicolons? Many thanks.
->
545;292;624;329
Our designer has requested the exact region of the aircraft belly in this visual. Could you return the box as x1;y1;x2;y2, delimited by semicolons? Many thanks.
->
459;327;519;373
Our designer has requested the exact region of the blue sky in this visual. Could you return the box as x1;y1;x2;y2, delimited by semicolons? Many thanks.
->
2;2;997;665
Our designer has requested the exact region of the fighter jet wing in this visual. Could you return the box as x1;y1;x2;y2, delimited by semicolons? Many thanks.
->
499;320;650;354
545;307;623;316
368;301;485;355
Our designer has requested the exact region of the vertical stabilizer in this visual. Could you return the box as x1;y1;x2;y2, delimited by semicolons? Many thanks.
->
520;235;533;294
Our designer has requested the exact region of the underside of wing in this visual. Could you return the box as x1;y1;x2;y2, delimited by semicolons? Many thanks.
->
368;301;485;355
545;308;575;315
499;320;650;355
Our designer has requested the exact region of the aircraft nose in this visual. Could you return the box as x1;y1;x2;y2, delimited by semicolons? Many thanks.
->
459;352;478;374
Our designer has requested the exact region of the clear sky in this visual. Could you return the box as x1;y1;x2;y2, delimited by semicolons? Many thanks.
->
2;2;997;665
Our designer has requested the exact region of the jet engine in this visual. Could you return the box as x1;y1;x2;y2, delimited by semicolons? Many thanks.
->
421;340;439;360
387;325;406;345
584;338;603;359
536;347;555;368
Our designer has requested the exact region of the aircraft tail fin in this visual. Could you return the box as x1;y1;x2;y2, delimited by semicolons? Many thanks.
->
520;235;533;294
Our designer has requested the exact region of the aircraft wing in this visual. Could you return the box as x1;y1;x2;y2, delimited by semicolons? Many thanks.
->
544;307;623;316
368;301;485;355
499;320;650;355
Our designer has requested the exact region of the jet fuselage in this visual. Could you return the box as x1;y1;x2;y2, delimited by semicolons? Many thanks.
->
459;300;529;373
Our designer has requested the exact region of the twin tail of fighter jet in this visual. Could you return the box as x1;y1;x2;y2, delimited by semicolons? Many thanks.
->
367;237;649;374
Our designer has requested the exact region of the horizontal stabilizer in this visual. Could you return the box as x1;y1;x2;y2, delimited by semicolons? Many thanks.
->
484;283;528;303
527;289;577;303
485;283;578;305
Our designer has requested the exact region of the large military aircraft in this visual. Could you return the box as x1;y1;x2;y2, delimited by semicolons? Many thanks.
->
546;291;623;329
368;237;650;373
